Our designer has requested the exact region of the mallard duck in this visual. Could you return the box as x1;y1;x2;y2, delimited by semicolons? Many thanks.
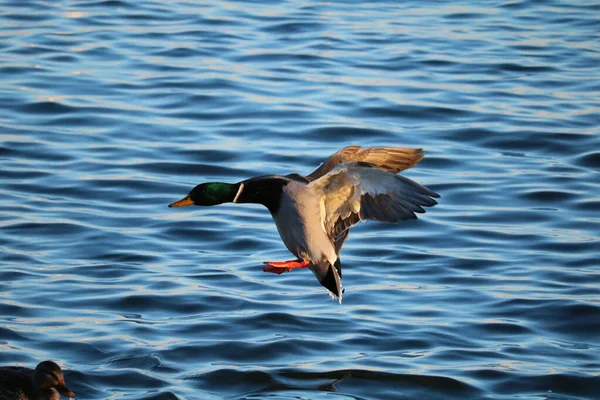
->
0;361;74;400
169;146;439;303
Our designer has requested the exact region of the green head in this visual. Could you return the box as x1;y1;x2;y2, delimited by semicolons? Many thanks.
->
169;182;240;208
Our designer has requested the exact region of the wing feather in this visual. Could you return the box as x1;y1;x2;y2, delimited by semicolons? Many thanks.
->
306;146;425;182
310;163;439;243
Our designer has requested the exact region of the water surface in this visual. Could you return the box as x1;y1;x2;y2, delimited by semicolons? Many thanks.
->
1;1;599;399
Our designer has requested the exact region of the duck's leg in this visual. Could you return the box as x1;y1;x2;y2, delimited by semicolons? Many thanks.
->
262;259;310;274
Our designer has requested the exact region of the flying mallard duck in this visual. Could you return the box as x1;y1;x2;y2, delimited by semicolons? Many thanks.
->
169;146;439;303
0;361;74;400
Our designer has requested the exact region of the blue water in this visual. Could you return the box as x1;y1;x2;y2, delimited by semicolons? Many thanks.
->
1;1;599;399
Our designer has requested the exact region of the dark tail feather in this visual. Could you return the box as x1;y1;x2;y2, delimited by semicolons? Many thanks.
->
334;258;342;279
319;264;343;304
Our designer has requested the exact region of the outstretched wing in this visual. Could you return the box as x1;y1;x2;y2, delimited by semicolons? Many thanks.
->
305;146;425;182
310;162;439;243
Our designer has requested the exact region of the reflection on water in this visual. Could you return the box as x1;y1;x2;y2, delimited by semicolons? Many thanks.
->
1;0;599;399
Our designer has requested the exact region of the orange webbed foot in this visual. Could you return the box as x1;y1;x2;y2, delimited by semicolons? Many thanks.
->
262;259;310;274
